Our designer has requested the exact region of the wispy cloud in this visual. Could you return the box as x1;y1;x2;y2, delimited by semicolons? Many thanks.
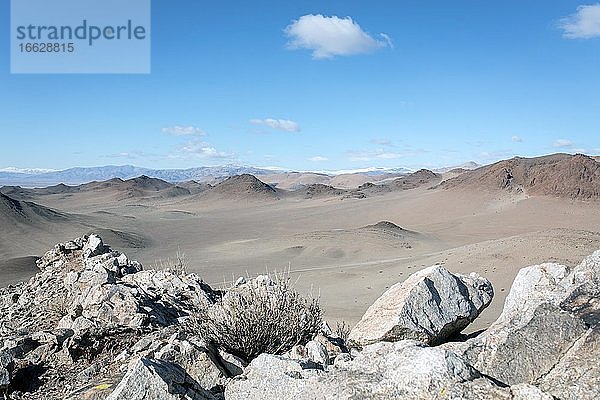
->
347;149;416;162
309;155;328;162
162;125;206;136
250;118;301;132
511;135;524;143
559;4;600;38
179;139;235;159
553;139;574;148
370;138;395;147
284;14;392;59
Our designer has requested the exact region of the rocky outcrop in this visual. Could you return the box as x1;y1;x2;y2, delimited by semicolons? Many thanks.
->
0;235;230;399
225;340;551;400
445;251;600;399
106;358;217;400
1;234;216;336
348;265;493;346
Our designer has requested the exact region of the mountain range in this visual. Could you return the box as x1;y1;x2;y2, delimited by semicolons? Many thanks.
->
0;164;446;187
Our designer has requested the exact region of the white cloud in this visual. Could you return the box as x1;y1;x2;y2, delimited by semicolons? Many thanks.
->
250;118;301;132
559;4;600;38
511;136;524;143
309;156;328;162
284;14;392;59
180;139;234;159
553;139;574;148
162;125;206;136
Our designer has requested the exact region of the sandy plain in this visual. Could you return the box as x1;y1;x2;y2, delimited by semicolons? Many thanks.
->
2;170;600;334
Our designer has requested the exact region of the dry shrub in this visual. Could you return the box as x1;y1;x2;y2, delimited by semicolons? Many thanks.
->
195;274;322;361
335;321;351;343
158;247;188;276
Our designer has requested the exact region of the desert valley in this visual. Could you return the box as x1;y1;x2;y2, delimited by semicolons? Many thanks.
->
2;152;600;332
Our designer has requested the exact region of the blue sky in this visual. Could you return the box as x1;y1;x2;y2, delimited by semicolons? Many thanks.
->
1;1;599;171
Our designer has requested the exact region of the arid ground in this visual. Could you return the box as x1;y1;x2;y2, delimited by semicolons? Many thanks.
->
2;154;600;332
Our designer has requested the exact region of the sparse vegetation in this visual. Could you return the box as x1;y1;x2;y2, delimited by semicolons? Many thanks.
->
335;321;351;343
47;294;70;320
194;273;322;362
159;247;188;276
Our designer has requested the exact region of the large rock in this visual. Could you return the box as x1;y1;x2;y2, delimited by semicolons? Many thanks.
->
451;251;600;399
107;358;217;400
348;266;493;346
225;340;550;400
0;350;13;389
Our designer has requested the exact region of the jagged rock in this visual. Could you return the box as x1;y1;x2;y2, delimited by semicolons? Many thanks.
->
225;340;543;400
0;350;13;388
314;333;346;362
348;266;493;346
0;235;222;399
83;234;107;258
305;340;328;367
106;358;217;400
450;251;600;399
218;348;247;377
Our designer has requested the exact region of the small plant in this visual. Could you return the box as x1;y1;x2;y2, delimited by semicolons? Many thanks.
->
47;294;71;319
195;273;322;362
335;321;351;343
159;247;188;276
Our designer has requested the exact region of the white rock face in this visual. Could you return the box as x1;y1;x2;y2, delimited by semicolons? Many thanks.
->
107;358;216;400
348;265;493;346
450;252;600;399
225;340;548;400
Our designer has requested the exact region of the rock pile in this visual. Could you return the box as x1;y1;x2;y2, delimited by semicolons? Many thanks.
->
1;235;599;399
0;235;228;399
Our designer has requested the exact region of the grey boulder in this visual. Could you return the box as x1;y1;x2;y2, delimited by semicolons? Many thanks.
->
107;357;217;400
348;265;493;346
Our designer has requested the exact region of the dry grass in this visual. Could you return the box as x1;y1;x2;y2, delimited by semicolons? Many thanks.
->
194;273;322;361
47;294;70;319
157;247;188;276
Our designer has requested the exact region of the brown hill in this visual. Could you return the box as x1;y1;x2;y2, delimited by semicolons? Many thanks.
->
0;192;67;226
346;169;441;199
441;153;600;199
177;180;213;195
209;174;278;199
391;169;441;190
447;168;470;174
294;184;346;199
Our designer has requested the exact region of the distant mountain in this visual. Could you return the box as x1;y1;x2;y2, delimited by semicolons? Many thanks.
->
0;165;288;187
0;162;482;188
318;167;414;176
434;162;481;173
